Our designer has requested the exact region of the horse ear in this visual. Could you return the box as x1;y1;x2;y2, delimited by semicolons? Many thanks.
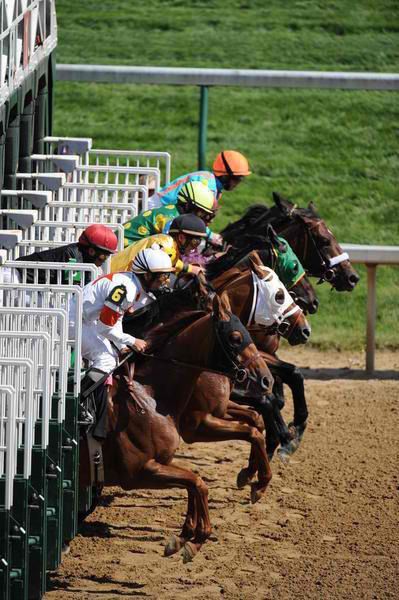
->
248;250;263;267
213;291;231;321
307;201;318;215
273;192;293;215
248;254;266;279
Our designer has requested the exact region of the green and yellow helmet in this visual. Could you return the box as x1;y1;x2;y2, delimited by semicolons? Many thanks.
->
177;181;215;215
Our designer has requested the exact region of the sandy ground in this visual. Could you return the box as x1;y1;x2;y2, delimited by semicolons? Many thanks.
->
45;349;399;600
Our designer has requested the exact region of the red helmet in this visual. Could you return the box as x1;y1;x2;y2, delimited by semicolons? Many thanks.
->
213;150;251;177
78;225;118;254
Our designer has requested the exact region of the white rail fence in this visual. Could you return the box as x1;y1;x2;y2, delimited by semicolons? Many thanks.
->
341;244;399;375
55;65;399;91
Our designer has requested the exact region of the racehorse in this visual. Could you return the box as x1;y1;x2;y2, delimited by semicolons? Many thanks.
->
92;293;272;562
219;195;360;454
221;192;360;291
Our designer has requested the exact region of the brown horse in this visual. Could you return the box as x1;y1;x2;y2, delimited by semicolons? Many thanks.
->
123;278;276;494
98;293;272;562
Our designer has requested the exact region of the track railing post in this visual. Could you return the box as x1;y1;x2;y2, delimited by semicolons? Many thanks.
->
366;264;377;376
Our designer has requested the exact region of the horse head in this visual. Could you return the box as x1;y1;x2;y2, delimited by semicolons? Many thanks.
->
211;292;274;396
272;192;360;292
247;257;311;346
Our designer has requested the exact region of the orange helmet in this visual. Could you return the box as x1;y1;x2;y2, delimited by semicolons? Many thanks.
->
213;150;251;177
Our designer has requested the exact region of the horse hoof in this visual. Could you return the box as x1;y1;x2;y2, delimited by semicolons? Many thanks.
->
250;483;264;504
277;447;291;464
289;420;307;444
182;541;197;563
237;468;253;489
164;534;183;557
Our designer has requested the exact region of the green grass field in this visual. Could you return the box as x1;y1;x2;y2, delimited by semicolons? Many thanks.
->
54;1;399;350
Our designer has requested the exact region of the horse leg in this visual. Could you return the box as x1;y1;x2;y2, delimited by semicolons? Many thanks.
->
226;400;265;431
269;358;308;456
138;459;211;562
224;403;265;487
183;414;272;504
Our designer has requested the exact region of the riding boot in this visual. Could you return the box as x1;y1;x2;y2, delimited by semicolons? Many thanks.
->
80;369;109;441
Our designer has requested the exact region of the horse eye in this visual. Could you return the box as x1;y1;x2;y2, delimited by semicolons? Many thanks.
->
320;237;330;247
275;289;285;304
292;261;298;273
229;332;242;346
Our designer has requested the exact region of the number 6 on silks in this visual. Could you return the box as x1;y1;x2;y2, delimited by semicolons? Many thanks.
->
108;285;127;306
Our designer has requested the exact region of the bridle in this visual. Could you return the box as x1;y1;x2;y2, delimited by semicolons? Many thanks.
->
212;313;269;390
287;218;349;285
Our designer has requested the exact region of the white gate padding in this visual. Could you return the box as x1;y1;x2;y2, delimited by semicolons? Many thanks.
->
43;137;171;185
0;385;17;510
17;221;125;252
0;284;83;402
73;167;159;198
0;333;51;450
42;200;137;227
0;261;99;286
0;359;34;480
0;308;68;423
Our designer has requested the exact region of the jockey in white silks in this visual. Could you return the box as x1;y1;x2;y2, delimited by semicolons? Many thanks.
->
69;247;175;440
69;247;175;374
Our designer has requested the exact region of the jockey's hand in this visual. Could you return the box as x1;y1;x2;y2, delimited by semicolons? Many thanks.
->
132;338;147;353
189;264;204;277
119;346;133;358
209;232;224;248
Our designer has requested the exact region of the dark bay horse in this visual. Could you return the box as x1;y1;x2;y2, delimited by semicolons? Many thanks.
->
98;293;273;562
221;192;360;291
220;197;360;455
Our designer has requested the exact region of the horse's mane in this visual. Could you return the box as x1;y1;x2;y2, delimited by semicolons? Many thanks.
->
145;310;207;354
123;284;204;339
206;234;275;280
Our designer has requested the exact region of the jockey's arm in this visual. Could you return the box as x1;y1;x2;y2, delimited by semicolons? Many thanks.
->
97;285;138;351
97;308;137;351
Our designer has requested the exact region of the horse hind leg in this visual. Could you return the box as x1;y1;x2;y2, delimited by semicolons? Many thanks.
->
139;459;211;562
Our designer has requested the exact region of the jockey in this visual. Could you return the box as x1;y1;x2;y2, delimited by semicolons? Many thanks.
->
147;150;251;211
123;180;217;247
70;247;175;439
112;214;209;277
13;224;118;285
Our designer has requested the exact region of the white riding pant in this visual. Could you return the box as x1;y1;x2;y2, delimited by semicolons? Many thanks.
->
70;321;119;373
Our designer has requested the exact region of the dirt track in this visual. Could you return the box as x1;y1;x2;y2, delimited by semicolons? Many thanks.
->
46;349;399;600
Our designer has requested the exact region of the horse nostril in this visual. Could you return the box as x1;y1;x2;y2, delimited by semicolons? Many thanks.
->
261;376;270;390
325;269;335;282
302;328;311;339
349;273;360;286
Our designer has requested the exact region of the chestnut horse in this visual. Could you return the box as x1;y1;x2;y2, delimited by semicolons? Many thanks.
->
97;294;272;562
123;279;277;490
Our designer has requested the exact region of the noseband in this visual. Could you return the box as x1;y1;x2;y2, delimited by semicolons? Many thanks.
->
301;221;349;285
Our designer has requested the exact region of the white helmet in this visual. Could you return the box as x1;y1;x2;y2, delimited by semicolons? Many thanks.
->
131;247;175;274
